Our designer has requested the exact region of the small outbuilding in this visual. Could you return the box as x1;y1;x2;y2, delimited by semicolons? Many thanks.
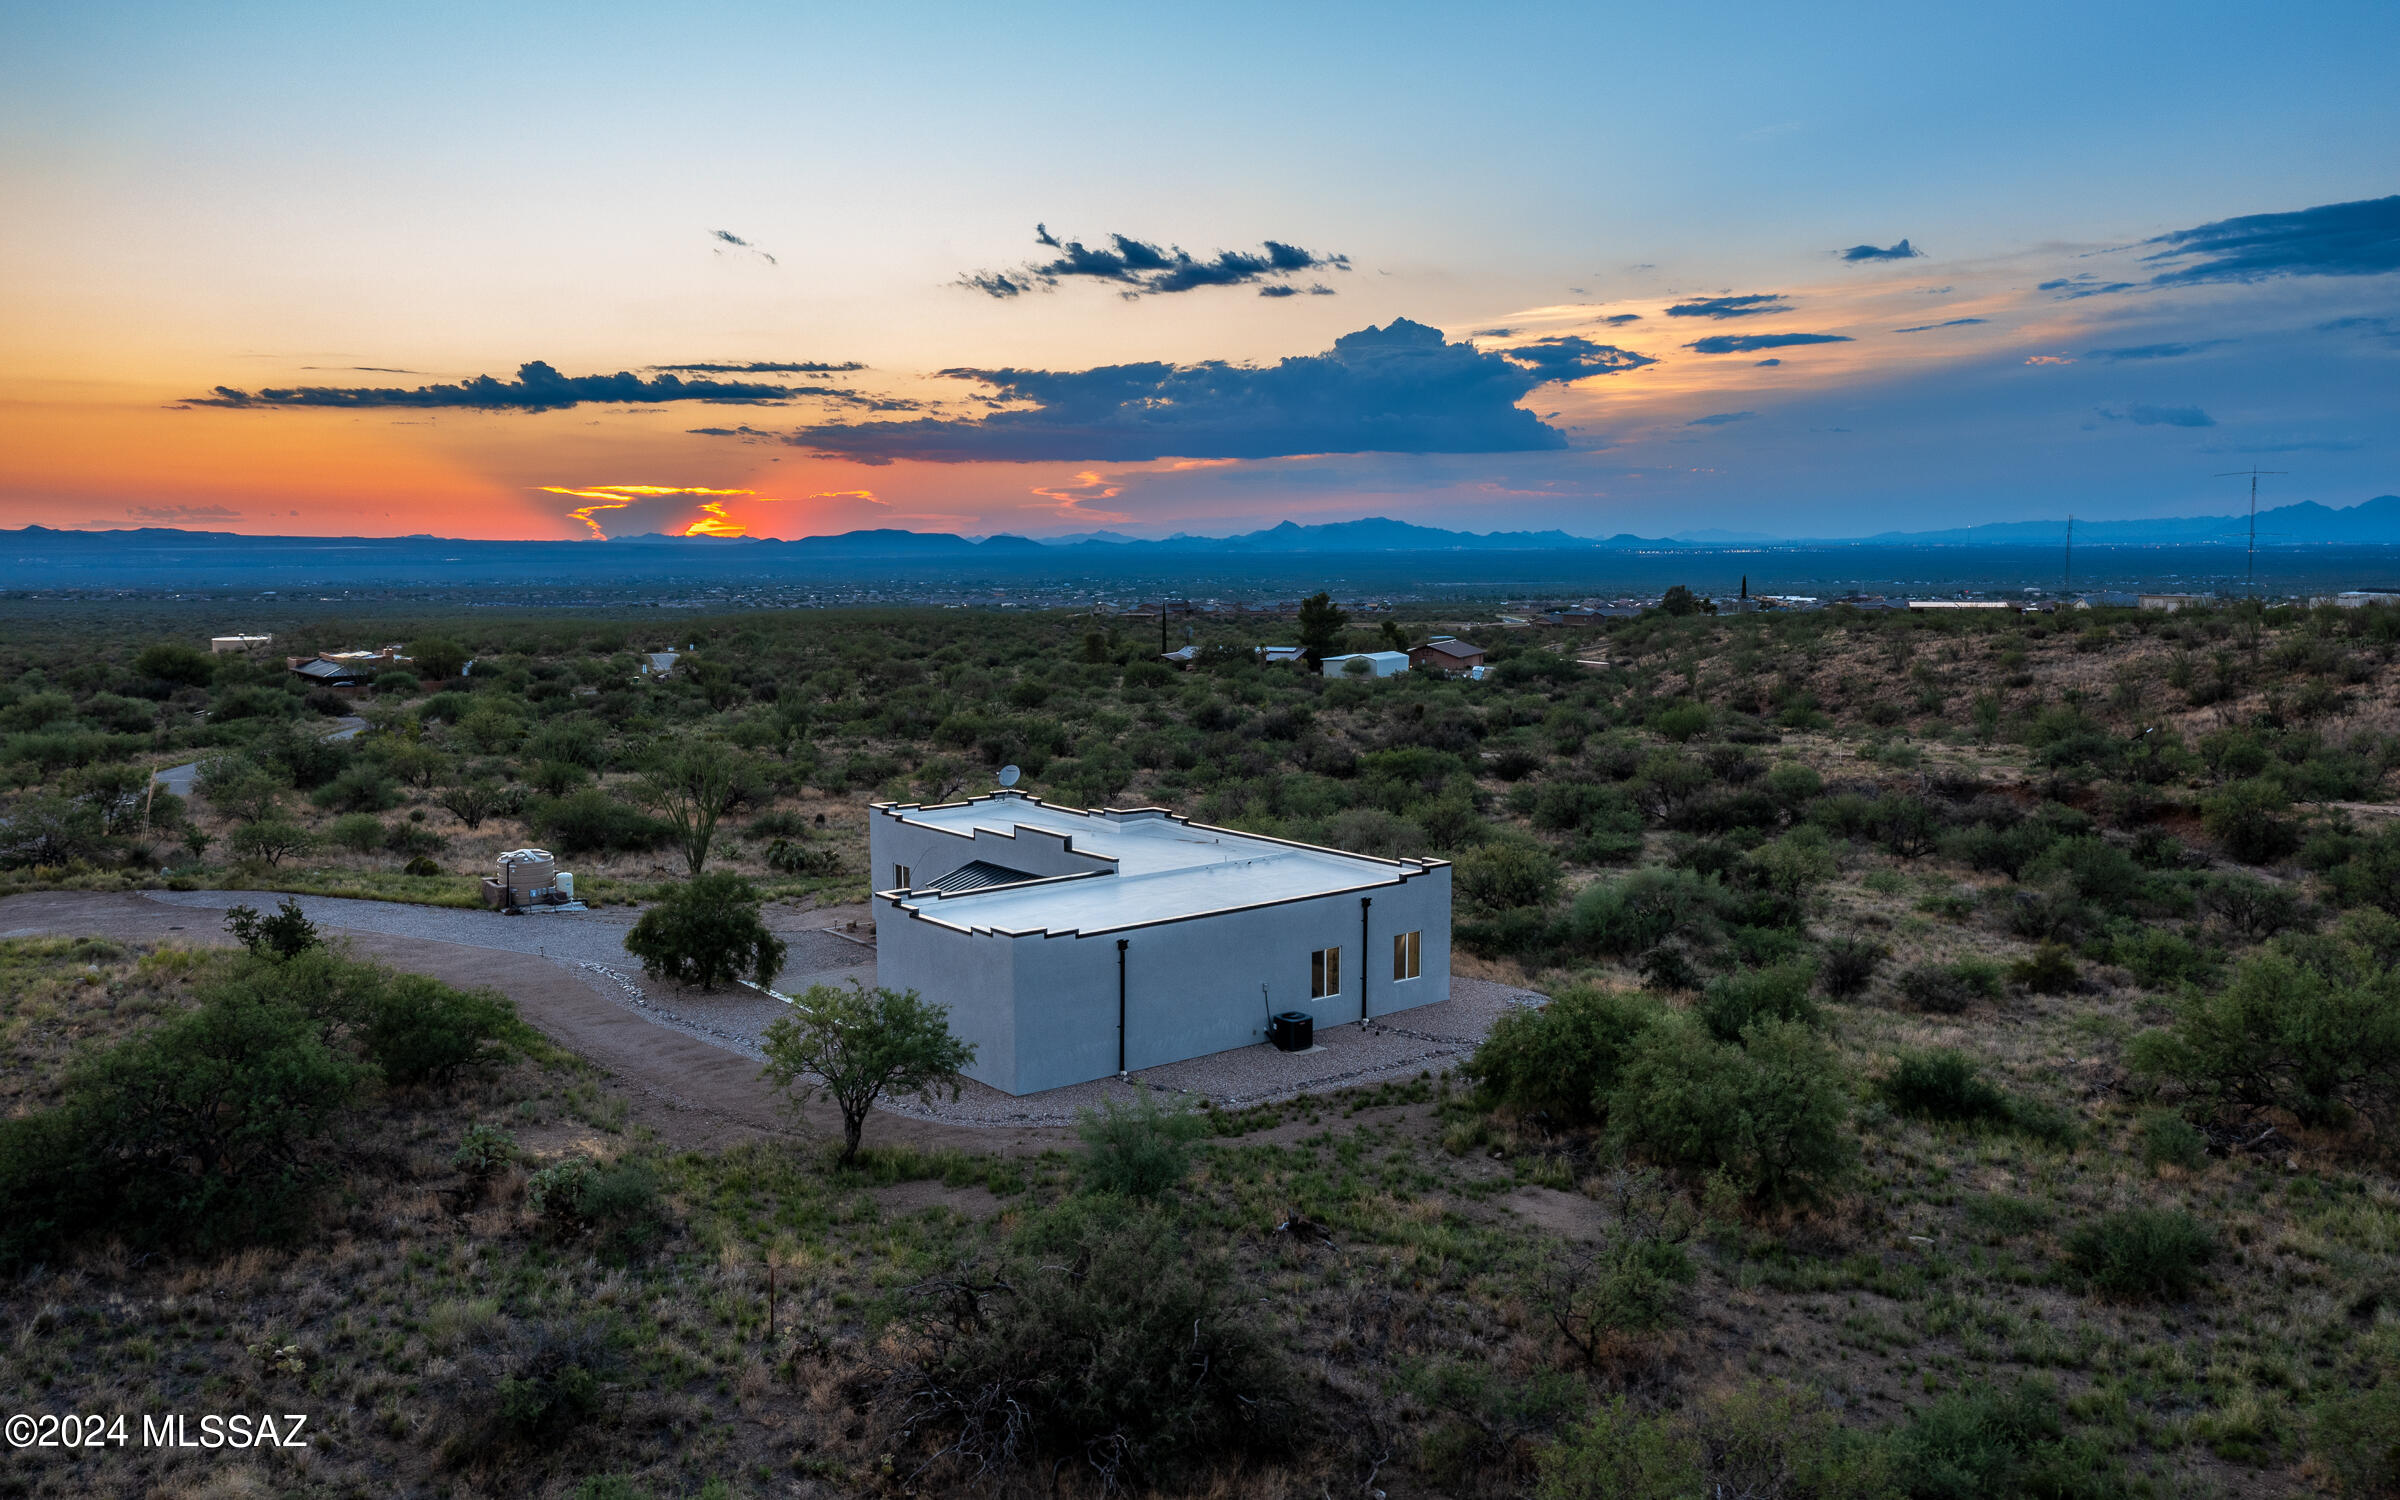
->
210;634;273;654
2138;594;2213;612
1406;635;1486;673
870;791;1451;1095
1321;650;1411;679
286;646;410;691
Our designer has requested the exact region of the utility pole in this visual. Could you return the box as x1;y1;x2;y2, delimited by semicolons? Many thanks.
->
2063;514;2073;597
2216;467;2286;597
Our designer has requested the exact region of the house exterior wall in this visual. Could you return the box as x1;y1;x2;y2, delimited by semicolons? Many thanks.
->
874;862;1451;1095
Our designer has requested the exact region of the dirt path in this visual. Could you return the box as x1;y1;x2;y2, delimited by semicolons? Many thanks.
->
0;890;1076;1158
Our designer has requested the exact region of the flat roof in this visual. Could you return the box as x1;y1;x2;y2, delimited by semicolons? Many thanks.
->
874;791;1442;938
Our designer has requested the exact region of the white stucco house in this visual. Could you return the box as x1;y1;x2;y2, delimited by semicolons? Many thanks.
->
1321;650;1411;679
868;791;1452;1095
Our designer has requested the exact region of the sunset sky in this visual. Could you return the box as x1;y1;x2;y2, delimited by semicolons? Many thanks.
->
4;3;2396;542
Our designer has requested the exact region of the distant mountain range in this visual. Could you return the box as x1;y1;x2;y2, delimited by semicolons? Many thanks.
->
5;495;2395;590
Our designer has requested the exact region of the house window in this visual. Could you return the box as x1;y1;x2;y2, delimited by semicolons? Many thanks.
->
1310;946;1341;999
1393;930;1422;981
892;864;911;890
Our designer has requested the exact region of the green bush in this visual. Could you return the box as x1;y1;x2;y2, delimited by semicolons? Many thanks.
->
361;973;517;1085
2127;947;2400;1126
1454;839;1562;910
1818;934;1886;999
1884;1051;2010;1123
224;898;319;958
1698;959;1820;1042
625;872;787;989
2137;1109;2209;1172
2112;927;2207;989
886;1202;1296;1490
1075;1086;1208;1199
227;819;315;867
2201;777;2299;864
2064;1207;2214;1300
1608;1015;1854;1204
1894;1378;2117;1500
2006;941;2079;994
2311;1376;2400;1499
528;1157;664;1254
1463;986;1665;1128
1537;1381;1895;1500
1564;867;1723;958
1895;957;2006;1013
327;811;386;854
535;787;669;855
452;1123;518;1181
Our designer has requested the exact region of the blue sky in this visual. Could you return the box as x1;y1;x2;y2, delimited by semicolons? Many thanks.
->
2;1;2395;539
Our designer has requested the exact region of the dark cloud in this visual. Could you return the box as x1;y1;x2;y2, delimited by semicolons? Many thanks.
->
1685;333;1853;355
1473;328;1516;338
127;504;242;522
2141;194;2400;286
2039;274;2137;299
710;229;778;265
790;318;1567;465
301;365;417;373
1257;283;1339;298
1666;293;1792;319
1599;313;1642;325
185;360;796;410
2317;314;2400;342
651;360;865;374
2084;340;2229;361
961;225;1349;299
1892;317;1986;333
1687;411;1755;427
1754;358;1782;366
1498;336;1656;383
2100;404;2215;428
1840;239;1923;262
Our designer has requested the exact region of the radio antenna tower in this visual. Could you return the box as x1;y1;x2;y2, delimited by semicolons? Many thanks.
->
2216;467;2286;596
2062;514;2073;597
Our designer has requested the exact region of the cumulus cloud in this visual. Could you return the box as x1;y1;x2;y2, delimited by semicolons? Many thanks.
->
790;318;1568;464
186;360;796;411
2141;194;2400;286
2084;340;2230;361
1685;332;1853;355
1496;335;1656;383
1666;293;1792;319
960;225;1349;299
1686;411;1755;426
541;483;884;539
1892;317;1986;333
651;360;865;373
1840;239;1923;262
2100;404;2215;428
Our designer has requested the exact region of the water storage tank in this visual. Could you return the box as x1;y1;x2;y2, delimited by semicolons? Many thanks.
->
1269;1011;1314;1052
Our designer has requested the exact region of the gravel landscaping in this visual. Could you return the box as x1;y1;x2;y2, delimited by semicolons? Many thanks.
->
136;889;1538;1127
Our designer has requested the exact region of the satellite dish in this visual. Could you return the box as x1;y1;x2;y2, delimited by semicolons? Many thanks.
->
998;765;1021;789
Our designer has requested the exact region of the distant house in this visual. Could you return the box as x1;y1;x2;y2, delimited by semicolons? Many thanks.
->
1406;636;1486;673
1159;644;1200;668
1321;651;1411;679
210;634;272;654
286;646;410;692
1257;645;1307;665
640;651;681;677
2138;594;2212;612
2312;591;2400;609
1908;600;2018;612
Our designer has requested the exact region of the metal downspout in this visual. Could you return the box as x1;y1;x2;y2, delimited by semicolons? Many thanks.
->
1117;938;1129;1076
1359;896;1372;1023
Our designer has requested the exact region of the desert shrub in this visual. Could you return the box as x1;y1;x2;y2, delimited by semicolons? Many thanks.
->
1698;959;1820;1042
1895;957;2006;1013
327;811;386;854
1884;1051;2010;1123
2137;1109;2210;1172
1564;867;1723;958
2112;927;2207;989
2064;1208;2214;1300
528;1157;663;1254
2128;947;2400;1127
535;787;669;855
2007;941;2079;994
384;822;446;858
1456;839;1561;910
361;972;517;1085
1894;1379;2116;1500
2197;871;2306;941
884;1202;1297;1491
227;819;315;866
1536;1380;1894;1500
452;1123;518;1182
311;762;402;813
1463;987;1666;1128
224;898;320;958
1608;1014;1854;1204
1818;934;1886;999
2311;1377;2400;1500
403;855;443;877
0;984;364;1266
2325;824;2400;915
479;1319;617;1445
1648;700;1712;742
764;836;841;876
626;872;787;989
2201;777;2299;863
1076;1087;1209;1199
528;758;588;796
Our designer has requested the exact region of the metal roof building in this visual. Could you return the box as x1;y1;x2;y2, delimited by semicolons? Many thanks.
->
869;791;1451;1095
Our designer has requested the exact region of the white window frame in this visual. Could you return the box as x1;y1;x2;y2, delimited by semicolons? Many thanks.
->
1393;929;1422;981
1310;945;1341;999
893;864;911;890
